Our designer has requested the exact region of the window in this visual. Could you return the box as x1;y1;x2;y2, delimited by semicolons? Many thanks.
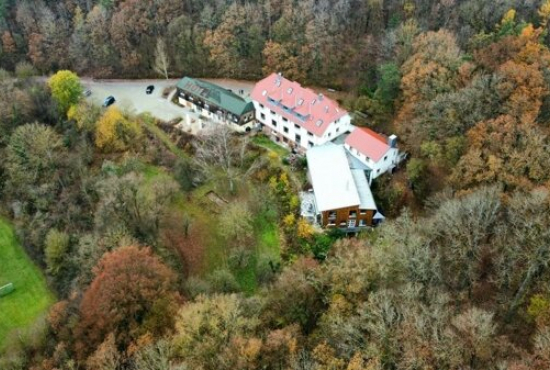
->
328;211;336;220
349;210;357;218
360;209;367;215
295;134;301;143
260;113;266;120
270;110;276;115
336;128;340;133
287;87;293;94
315;119;323;127
294;124;300;130
283;126;289;134
283;117;288;122
298;98;304;105
377;169;380;173
328;133;332;138
262;90;267;96
308;141;314;148
384;155;388;161
271;119;277;127
307;131;313;137
259;103;264;108
359;219;367;227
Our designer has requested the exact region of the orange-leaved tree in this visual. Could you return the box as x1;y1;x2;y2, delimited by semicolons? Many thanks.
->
76;246;181;359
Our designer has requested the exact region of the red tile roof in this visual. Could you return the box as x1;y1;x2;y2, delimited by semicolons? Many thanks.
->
251;73;348;137
345;127;390;162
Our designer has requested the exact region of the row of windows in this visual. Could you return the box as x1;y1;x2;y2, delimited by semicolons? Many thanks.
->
328;209;369;219
259;111;316;139
327;219;368;227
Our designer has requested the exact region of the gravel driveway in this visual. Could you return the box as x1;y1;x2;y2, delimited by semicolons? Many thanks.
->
81;77;255;123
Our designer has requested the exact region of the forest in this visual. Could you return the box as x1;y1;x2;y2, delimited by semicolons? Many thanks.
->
2;0;550;369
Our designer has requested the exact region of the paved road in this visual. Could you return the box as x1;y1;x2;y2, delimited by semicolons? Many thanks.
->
81;78;255;122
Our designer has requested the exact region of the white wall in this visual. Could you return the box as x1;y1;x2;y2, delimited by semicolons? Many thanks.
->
253;101;351;150
345;143;400;181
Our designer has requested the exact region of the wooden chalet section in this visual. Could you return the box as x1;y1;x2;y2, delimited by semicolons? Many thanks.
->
303;144;381;230
176;77;256;130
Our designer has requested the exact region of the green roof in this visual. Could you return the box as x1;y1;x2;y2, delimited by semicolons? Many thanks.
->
176;77;254;117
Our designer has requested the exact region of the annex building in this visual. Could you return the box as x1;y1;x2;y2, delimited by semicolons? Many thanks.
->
300;144;384;230
176;77;256;132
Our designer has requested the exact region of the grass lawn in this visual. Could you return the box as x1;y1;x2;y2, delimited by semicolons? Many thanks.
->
0;218;54;350
251;135;290;158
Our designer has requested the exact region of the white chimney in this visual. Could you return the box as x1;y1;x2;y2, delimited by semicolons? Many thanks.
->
388;134;398;148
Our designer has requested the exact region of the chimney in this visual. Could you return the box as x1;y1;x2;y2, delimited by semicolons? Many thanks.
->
388;134;398;148
318;93;324;101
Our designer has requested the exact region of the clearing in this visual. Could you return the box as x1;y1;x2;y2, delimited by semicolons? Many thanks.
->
0;218;54;350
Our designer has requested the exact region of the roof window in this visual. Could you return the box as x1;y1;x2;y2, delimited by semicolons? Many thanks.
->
287;87;293;94
315;119;323;127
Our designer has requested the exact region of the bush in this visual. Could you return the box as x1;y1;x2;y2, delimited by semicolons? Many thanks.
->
14;61;37;79
207;269;240;293
183;276;212;299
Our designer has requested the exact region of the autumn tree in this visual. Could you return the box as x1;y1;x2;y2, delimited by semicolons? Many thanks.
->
5;123;66;209
94;172;178;243
173;294;259;370
48;70;83;115
452;115;550;189
95;106;142;152
76;246;180;358
44;228;70;276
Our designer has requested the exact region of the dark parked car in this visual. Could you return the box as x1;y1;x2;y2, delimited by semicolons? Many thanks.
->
103;95;115;107
146;85;155;94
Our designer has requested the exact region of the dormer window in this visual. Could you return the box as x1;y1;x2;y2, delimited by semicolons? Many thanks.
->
298;98;304;106
287;87;293;94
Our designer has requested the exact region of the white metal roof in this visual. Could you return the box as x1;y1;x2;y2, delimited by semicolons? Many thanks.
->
351;169;377;210
307;144;361;212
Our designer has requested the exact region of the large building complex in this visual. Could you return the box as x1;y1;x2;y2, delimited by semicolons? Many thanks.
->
251;73;352;152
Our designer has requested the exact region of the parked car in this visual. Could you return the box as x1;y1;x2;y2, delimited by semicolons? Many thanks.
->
83;89;92;97
103;95;116;107
146;85;155;94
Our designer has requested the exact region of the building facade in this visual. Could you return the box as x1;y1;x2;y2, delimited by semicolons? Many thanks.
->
176;77;256;132
251;73;352;152
344;127;401;183
301;144;382;230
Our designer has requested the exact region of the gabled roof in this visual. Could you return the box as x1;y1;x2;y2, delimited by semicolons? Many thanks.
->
176;77;254;117
307;144;359;212
251;73;348;137
345;127;391;162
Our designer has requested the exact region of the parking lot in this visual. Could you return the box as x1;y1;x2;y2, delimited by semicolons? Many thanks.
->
81;78;255;123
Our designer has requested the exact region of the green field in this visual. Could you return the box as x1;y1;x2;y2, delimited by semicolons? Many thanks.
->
0;218;54;349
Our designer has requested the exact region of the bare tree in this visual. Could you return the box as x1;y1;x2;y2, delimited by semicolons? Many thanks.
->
154;38;170;79
193;125;264;194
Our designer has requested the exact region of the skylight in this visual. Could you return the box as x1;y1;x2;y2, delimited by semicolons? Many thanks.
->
315;119;323;127
262;90;267;96
287;87;293;94
298;98;304;105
